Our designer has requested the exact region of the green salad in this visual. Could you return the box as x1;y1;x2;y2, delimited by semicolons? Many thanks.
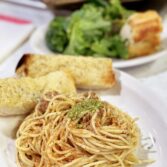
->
46;0;134;59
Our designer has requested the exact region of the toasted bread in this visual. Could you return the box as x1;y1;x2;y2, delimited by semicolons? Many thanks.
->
16;54;116;89
121;10;162;58
0;71;76;116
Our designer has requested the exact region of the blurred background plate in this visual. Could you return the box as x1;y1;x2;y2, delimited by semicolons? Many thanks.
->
30;25;167;68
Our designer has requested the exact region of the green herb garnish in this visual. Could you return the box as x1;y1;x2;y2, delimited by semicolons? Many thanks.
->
68;99;102;120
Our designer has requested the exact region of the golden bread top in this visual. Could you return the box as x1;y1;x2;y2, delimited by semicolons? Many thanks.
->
16;54;115;89
128;10;162;43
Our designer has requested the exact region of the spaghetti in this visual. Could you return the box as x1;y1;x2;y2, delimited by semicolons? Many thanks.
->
16;92;143;167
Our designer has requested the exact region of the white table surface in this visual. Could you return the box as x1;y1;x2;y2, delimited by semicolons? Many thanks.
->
0;1;167;102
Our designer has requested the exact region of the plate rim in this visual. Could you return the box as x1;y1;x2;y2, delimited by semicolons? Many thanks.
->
115;69;167;122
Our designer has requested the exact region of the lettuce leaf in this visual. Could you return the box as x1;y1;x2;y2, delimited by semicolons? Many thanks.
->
46;17;68;52
46;0;133;59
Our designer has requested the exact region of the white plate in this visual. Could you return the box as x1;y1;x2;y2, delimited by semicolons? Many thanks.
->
30;25;167;68
0;70;167;167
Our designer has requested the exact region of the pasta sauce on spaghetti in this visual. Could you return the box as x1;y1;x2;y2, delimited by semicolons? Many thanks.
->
16;92;148;167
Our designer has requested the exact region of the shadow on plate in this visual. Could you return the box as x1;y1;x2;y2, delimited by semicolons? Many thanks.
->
78;70;122;96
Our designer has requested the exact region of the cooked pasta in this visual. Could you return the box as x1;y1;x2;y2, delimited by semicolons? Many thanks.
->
16;92;143;167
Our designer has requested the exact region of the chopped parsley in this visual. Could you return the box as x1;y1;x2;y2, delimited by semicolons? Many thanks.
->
67;99;102;120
